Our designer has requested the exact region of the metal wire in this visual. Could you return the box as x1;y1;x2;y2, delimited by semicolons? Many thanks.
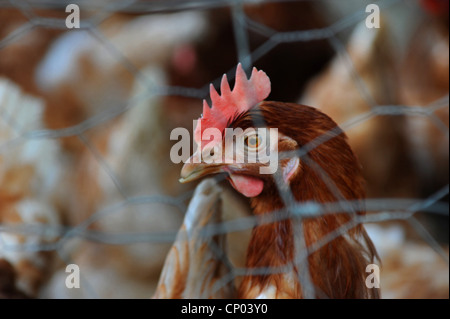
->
0;0;448;299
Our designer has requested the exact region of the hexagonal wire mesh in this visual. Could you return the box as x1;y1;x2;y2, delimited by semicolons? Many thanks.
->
0;0;448;298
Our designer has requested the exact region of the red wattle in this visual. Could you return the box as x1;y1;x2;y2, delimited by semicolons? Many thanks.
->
228;174;264;198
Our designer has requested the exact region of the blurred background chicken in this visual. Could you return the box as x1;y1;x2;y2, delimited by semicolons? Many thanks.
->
300;0;449;298
0;0;448;299
38;12;208;298
0;78;64;297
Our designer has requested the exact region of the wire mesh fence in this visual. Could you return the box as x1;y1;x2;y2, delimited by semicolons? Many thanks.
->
0;0;448;299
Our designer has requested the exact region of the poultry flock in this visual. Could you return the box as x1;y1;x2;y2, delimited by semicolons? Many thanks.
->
0;0;448;299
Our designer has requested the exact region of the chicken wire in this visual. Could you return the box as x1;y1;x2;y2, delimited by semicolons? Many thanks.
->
0;0;448;299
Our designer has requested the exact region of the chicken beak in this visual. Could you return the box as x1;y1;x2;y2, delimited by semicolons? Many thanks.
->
179;159;224;183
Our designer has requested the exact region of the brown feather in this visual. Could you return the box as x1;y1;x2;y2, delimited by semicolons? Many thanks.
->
234;101;379;298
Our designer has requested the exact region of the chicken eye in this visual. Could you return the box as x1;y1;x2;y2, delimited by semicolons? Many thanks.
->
244;134;261;149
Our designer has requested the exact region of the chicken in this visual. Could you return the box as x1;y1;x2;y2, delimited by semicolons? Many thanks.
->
0;8;64;95
33;11;207;154
166;1;333;103
0;78;63;297
366;224;449;299
155;64;379;299
40;67;191;298
301;0;448;201
299;2;449;298
420;0;449;24
0;259;29;299
381;243;449;299
400;0;449;197
301;20;415;199
154;178;253;298
36;11;207;118
398;1;449;243
301;1;448;225
36;11;210;298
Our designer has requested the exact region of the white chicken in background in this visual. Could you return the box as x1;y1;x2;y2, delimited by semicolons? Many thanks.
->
0;78;64;297
33;10;211;298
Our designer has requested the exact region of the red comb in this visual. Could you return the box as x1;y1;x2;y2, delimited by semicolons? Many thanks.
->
420;0;449;15
194;63;271;147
